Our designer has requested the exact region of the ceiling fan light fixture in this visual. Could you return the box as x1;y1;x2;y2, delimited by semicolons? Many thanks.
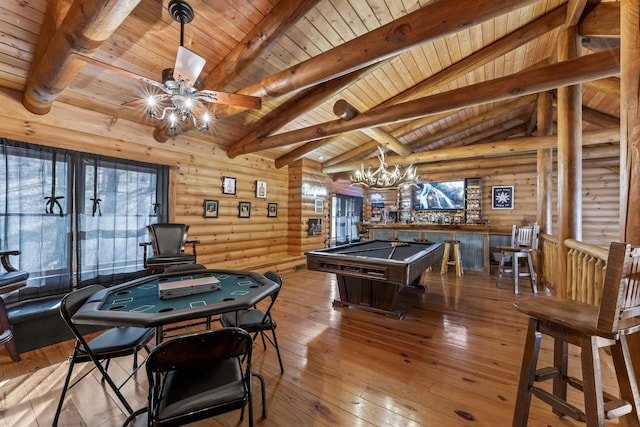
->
122;0;259;135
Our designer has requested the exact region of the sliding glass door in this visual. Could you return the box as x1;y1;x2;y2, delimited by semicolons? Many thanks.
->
0;139;168;303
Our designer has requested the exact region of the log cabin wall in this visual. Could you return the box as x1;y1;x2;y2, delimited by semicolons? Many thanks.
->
0;89;295;271
288;158;332;253
0;87;622;266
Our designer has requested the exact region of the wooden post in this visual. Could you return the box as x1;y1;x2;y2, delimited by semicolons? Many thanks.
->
621;0;640;245
537;91;554;235
556;26;582;298
620;2;640;422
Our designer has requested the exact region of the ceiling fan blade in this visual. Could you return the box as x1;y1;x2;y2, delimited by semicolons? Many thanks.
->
173;46;206;87
198;90;262;110
139;77;172;93
122;98;147;107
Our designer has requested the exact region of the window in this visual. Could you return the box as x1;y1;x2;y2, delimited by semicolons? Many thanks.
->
0;138;168;303
330;194;363;246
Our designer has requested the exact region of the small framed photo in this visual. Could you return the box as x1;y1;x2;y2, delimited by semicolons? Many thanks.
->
492;186;514;209
314;199;323;214
238;201;251;218
256;180;267;198
203;199;218;218
222;177;236;195
308;218;322;236
267;203;278;217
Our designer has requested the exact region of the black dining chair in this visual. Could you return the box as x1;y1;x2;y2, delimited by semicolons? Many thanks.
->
140;223;200;271
53;285;155;426
220;271;284;373
0;250;29;362
124;327;266;427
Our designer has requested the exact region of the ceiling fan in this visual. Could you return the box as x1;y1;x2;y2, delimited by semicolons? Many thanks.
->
77;0;261;132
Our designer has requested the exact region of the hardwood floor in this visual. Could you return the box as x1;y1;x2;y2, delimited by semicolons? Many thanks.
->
0;268;622;426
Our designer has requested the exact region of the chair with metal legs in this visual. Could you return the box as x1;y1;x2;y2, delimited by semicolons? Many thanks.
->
53;285;155;426
220;271;284;373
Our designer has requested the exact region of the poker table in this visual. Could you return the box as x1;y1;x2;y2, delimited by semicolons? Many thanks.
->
306;240;443;319
72;269;279;338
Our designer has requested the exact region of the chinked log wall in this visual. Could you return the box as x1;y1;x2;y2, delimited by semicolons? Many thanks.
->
0;89;329;274
367;162;620;249
0;88;621;273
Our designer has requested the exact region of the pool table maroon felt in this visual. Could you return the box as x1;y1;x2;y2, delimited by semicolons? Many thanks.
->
306;240;444;319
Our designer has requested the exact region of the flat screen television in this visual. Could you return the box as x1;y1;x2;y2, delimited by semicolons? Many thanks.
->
413;180;465;210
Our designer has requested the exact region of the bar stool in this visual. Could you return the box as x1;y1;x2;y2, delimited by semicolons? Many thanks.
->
440;240;463;277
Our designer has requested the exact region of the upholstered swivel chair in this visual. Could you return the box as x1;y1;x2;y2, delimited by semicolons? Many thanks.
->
220;271;284;373
496;224;539;294
512;242;640;426
0;250;28;362
140;223;200;271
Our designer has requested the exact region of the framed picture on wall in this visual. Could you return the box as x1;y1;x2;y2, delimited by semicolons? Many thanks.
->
256;180;267;198
222;177;236;195
267;203;278;217
238;201;251;218
492;186;514;209
308;218;322;236
203;199;218;218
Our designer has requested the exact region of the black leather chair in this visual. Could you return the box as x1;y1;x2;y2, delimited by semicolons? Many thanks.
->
140;223;200;271
0;250;28;362
53;285;155;426
128;328;266;427
220;271;284;373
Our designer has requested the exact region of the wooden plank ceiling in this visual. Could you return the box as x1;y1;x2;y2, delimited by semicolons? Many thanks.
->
0;0;621;178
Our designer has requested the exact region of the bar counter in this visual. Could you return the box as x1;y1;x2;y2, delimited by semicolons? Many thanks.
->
361;223;511;274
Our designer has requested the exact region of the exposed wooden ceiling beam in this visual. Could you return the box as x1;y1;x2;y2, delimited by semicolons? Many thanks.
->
324;128;619;174
333;99;411;157
234;0;541;101
409;95;536;150
579;1;620;37
22;0;141;115
565;0;589;27
234;65;380;161
246;4;567;164
239;48;620;155
332;144;619;181
419;115;530;152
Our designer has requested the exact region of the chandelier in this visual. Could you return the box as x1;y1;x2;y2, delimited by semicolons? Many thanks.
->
350;146;418;189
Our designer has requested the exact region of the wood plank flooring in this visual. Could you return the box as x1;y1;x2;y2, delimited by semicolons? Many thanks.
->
0;268;622;426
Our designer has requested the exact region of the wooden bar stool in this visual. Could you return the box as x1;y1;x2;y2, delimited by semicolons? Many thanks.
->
512;243;640;426
440;240;463;277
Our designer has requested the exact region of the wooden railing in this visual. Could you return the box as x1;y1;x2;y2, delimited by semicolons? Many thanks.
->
539;235;609;305
564;239;608;305
539;233;558;293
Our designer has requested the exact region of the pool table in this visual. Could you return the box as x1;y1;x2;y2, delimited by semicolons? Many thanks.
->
306;240;443;319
